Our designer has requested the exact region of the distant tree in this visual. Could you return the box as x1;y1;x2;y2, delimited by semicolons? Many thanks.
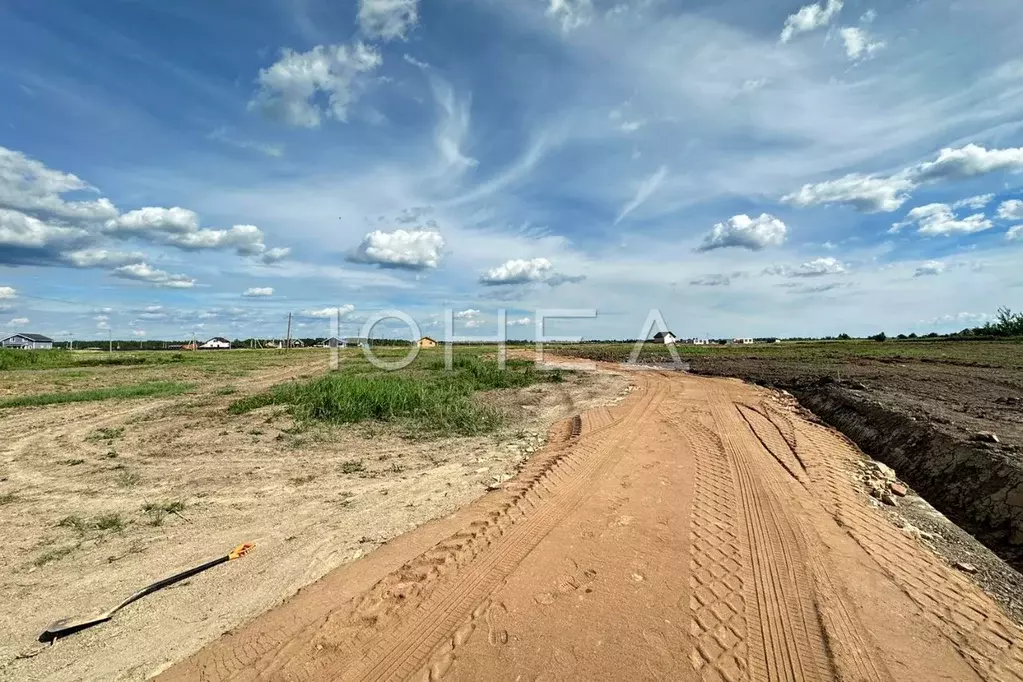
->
837;333;851;340
908;332;918;339
896;333;908;340
869;332;887;342
925;332;939;338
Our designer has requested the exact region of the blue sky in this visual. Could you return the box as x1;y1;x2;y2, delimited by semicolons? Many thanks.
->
1;0;1021;342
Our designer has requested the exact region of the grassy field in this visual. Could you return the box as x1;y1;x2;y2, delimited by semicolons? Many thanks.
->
550;339;1023;370
231;349;566;436
0;381;193;408
0;348;198;371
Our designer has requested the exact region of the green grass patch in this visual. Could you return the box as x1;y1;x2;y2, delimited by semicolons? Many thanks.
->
0;381;192;408
229;353;566;436
87;426;125;442
33;544;78;567
142;500;186;526
0;349;196;371
341;459;366;474
58;513;124;533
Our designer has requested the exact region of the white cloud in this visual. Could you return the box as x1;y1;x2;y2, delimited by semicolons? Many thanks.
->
767;256;847;277
208;128;284;158
927;311;992;327
507;316;532;326
303;305;355;319
0;208;89;251
620;120;646;133
839;27;884;60
782;174;914;213
784;145;1023;213
480;257;553;285
614;165;667;225
697;214;787;252
909;145;1023;184
106;209;286;261
6;317;29;327
890;203;993;236
250;42;383;128
914;260;946;277
348;228;445;269
997;199;1023;221
111;262;196;288
0;286;14;300
132;329;147;337
1008;225;1023;241
454;309;480;319
780;0;843;43
63;248;146;268
427;74;477;173
243;287;274;297
464;319;484;329
952;194;994;210
0;146;118;223
547;0;593;33
358;0;419;41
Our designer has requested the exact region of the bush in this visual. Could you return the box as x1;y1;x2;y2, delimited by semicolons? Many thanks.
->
869;332;887;342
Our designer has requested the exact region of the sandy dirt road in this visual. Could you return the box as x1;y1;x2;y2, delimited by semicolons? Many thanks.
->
160;369;1023;681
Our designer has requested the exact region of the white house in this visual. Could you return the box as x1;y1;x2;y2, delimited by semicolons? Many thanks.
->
319;337;346;348
652;331;677;345
200;336;232;350
1;333;54;350
731;337;755;345
688;338;710;346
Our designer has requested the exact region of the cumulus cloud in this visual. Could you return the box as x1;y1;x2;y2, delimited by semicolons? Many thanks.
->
767;257;847;277
997;200;1023;221
697;214;787;252
914;260;946;277
0;146;118;223
782;174;914;213
62;248;147;269
0;208;91;260
780;0;843;43
784;145;1023;213
243;287;274;297
348;228;445;269
615;166;667;225
507;316;532;327
890;203;993;236
953;194;995;211
250;42;382;128
358;0;419;40
454;309;480;319
910;144;1023;184
547;0;593;33
1008;225;1023;241
839;27;884;60
478;258;585;288
106;208;287;262
132;329;147;337
111;262;196;288
6;317;29;327
0;286;15;299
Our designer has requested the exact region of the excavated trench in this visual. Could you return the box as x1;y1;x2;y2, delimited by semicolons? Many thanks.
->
790;384;1023;571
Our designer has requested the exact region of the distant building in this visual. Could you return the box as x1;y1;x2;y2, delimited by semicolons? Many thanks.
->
1;333;54;350
685;338;710;345
652;331;677;345
418;336;438;348
731;337;754;345
200;337;232;350
320;337;346;348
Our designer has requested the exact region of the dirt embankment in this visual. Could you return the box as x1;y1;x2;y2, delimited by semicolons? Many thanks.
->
690;355;1023;570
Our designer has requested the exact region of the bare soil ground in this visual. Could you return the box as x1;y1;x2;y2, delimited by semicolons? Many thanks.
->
159;366;1023;681
0;351;628;681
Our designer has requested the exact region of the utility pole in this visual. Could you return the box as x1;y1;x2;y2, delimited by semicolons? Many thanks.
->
285;312;293;351
108;329;113;354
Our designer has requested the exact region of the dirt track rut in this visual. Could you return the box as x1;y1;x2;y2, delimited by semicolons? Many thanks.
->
160;370;1023;681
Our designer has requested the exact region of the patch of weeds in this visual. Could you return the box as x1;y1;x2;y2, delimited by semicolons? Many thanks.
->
215;386;238;396
390;462;405;474
87;426;124;442
95;513;125;531
289;474;316;485
0;382;192;409
57;515;89;532
58;458;86;466
116;470;141;487
142;499;186;526
341;459;366;474
0;491;18;505
249;429;264;436
33;544;78;567
102;450;118;459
